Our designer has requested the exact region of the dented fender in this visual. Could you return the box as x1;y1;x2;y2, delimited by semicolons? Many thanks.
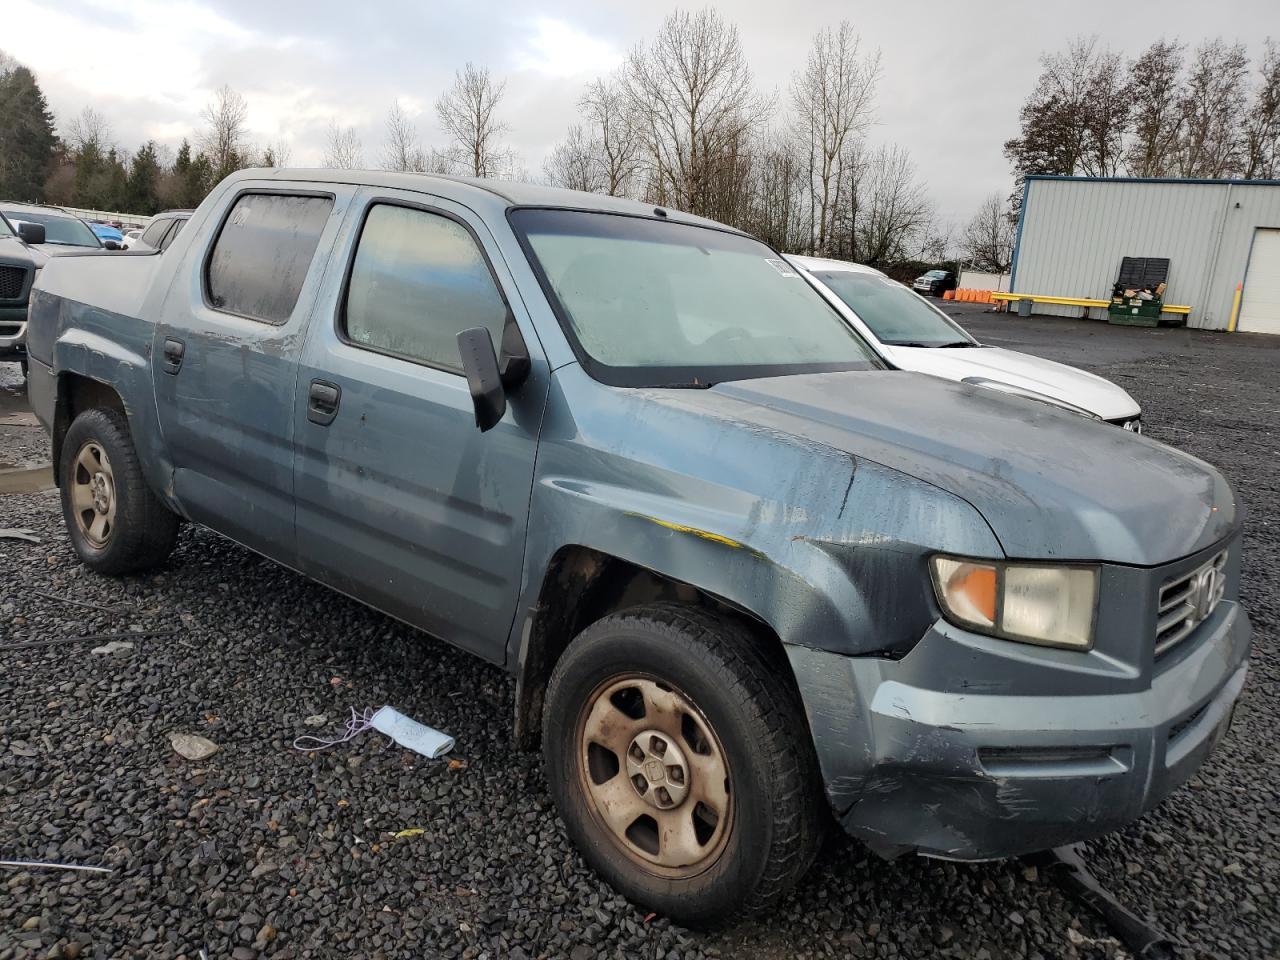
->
505;363;1004;668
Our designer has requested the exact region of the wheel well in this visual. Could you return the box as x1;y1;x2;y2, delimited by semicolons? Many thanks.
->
512;545;792;750
51;374;127;485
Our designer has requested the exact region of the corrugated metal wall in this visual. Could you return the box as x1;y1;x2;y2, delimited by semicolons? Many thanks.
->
1011;177;1280;330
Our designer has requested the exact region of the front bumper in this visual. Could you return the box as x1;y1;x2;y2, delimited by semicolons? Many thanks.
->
0;308;26;359
794;599;1250;860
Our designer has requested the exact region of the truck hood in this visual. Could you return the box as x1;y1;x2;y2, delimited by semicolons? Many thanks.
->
0;236;41;268
697;370;1235;566
880;344;1141;422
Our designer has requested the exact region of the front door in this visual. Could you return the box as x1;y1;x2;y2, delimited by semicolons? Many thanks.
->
292;191;547;662
153;187;349;563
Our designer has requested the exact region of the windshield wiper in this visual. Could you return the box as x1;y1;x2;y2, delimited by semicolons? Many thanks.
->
938;341;977;348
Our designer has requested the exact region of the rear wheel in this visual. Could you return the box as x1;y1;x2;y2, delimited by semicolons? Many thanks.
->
543;603;824;925
60;408;179;574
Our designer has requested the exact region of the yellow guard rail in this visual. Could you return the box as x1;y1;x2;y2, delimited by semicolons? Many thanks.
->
990;292;1191;316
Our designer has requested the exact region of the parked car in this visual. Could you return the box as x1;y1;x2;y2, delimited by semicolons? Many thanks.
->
89;222;125;247
0;212;41;369
25;170;1250;924
912;267;956;297
127;210;192;253
0;203;110;254
121;228;144;248
790;256;1144;429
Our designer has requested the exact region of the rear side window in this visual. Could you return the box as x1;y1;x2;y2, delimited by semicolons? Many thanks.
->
206;194;333;324
140;217;170;247
160;218;186;251
342;204;508;371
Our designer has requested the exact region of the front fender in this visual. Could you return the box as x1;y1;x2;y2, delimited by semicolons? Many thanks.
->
506;366;1004;666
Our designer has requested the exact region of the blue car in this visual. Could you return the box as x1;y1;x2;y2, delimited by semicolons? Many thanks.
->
89;223;125;246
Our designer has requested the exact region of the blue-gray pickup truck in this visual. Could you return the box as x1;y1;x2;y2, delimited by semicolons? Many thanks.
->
25;169;1250;923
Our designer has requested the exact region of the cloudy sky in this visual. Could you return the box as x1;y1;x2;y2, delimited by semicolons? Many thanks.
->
6;0;1275;226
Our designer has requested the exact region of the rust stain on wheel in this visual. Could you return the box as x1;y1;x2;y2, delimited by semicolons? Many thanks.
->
69;440;116;548
576;674;733;877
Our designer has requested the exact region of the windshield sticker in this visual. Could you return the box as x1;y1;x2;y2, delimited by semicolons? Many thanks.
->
766;258;798;278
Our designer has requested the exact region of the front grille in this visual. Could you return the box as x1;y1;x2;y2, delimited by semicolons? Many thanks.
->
0;264;29;301
1155;550;1227;657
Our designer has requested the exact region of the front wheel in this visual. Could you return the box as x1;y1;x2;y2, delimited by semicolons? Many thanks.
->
59;408;179;574
543;603;824;925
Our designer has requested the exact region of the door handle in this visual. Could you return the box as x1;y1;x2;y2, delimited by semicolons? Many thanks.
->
162;337;185;374
307;379;341;426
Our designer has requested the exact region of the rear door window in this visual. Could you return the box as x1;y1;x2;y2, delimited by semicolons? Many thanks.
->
140;217;171;248
341;203;509;371
206;194;334;324
159;218;186;251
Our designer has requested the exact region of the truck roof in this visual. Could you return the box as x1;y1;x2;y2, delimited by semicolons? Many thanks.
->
238;168;738;233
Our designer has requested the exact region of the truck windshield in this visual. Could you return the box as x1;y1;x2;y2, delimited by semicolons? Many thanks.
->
814;271;976;348
1;210;101;247
511;209;880;387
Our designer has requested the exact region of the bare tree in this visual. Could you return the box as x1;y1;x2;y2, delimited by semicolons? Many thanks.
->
0;49;19;76
1124;39;1185;177
323;121;363;169
960;193;1016;273
1079;42;1129;177
269;139;291;167
1175;39;1249;177
544;124;606;192
1244;40;1280;179
257;139;291;168
1004;36;1128;186
622;9;771;220
580;76;642;197
67;107;112;153
791;22;880;254
828;139;869;260
382;101;427;172
200;85;250;179
435;63;510;178
854;144;932;266
743;133;810;253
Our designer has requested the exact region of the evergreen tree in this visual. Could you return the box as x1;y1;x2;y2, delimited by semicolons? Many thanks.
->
127;141;162;214
104;148;129;211
72;141;104;206
0;59;58;201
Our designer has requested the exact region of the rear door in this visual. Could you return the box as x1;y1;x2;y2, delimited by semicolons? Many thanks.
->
291;188;548;662
152;184;352;563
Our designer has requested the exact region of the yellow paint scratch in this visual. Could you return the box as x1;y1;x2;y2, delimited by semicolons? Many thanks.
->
630;514;744;549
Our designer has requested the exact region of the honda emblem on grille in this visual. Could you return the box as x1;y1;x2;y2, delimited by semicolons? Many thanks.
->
1192;567;1220;621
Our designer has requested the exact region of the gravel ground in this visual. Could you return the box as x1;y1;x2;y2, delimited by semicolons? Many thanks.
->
0;364;47;470
0;314;1276;960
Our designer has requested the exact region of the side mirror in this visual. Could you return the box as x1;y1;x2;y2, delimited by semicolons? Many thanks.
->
17;222;46;245
103;239;121;250
457;327;506;432
497;314;530;387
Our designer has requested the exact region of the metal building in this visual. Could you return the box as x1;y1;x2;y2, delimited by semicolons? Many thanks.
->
1010;175;1280;334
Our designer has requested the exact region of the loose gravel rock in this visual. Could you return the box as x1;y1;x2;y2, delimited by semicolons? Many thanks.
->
1;317;1276;959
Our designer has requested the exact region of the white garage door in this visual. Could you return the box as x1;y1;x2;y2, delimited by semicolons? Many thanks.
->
1239;229;1280;335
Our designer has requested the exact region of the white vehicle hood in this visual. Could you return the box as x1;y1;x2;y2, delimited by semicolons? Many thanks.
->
880;344;1141;422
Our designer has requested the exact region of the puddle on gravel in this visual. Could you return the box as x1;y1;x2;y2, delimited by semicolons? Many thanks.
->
0;464;55;494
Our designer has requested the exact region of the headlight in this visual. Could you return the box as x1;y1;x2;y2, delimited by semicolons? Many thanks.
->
930;556;1098;650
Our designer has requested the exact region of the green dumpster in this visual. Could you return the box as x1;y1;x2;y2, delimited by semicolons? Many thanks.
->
1107;298;1164;327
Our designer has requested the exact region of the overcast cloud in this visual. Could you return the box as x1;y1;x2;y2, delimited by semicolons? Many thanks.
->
6;0;1276;226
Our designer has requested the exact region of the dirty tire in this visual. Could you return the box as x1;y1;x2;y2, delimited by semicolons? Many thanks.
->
60;407;179;575
543;602;824;926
